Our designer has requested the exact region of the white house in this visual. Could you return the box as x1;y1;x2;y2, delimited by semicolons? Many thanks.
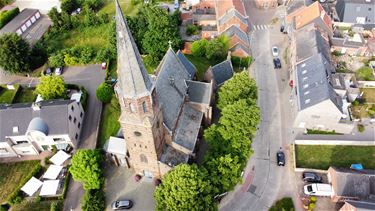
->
0;100;84;158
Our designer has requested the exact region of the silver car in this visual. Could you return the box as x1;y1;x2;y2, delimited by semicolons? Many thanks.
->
272;46;279;57
111;199;133;210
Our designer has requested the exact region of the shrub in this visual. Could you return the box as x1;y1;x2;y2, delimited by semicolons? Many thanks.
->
80;86;89;111
96;82;113;103
61;0;78;14
49;54;65;68
81;189;105;211
191;39;208;57
231;56;252;69
186;24;199;36
357;124;365;133
0;7;20;29
332;50;344;57
50;201;62;211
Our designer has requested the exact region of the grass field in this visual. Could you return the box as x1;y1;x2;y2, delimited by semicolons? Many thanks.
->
101;0;141;16
0;161;40;203
352;88;375;119
97;97;121;148
11;199;62;211
13;87;37;103
295;145;375;170
269;197;294;211
356;66;375;81
0;84;20;104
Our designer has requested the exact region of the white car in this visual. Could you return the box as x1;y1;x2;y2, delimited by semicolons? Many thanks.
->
55;67;63;75
272;46;279;57
304;183;333;196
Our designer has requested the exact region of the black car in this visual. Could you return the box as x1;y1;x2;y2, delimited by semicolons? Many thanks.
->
273;58;282;69
277;151;285;166
303;172;322;183
111;200;133;210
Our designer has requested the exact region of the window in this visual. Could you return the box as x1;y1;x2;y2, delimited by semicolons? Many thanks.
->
53;138;65;142
140;154;148;163
134;131;142;137
17;140;28;144
71;106;74;111
69;115;72;121
75;133;78;140
142;101;147;113
129;103;135;113
73;117;77;124
78;123;81;128
80;112;83;118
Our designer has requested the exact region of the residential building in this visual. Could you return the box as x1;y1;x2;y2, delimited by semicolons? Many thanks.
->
328;167;375;202
290;24;354;133
331;73;360;102
254;0;278;9
331;33;369;56
339;200;375;211
286;1;334;35
0;100;84;158
0;9;51;45
335;0;375;28
114;0;213;179
204;53;234;89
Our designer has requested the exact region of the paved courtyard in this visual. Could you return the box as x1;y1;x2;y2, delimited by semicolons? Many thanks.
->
104;163;156;211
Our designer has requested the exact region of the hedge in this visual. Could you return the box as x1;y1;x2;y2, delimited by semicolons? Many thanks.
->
0;8;20;29
80;86;89;111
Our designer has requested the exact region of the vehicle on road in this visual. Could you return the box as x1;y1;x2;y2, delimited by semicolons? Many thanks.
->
303;172;322;183
304;183;333;196
45;68;52;76
273;58;281;69
55;67;63;75
111;199;133;210
272;46;279;57
276;151;285;166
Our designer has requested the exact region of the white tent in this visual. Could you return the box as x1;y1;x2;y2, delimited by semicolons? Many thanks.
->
39;180;60;196
21;177;43;196
43;165;63;180
50;150;71;166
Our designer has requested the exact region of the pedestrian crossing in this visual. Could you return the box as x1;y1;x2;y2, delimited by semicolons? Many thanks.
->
252;24;269;31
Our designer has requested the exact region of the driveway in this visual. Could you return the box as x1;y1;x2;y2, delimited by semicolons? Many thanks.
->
219;5;301;211
104;163;156;211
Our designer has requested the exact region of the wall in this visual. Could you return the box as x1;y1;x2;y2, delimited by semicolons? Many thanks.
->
295;139;375;146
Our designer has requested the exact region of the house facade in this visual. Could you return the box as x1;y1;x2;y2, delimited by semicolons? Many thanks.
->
0;100;84;158
114;0;213;179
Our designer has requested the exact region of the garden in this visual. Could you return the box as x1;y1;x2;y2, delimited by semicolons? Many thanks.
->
351;88;375;119
269;197;295;211
295;145;375;170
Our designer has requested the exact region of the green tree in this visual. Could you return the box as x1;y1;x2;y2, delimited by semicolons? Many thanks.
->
48;7;62;28
29;41;48;69
154;164;215;211
81;189;105;211
0;33;30;73
217;71;257;110
49;53;65;68
96;82;113;103
205;38;226;61
206;154;242;195
35;76;66;100
61;0;78;14
203;124;230;158
127;12;148;54
69;149;103;190
191;39;208;57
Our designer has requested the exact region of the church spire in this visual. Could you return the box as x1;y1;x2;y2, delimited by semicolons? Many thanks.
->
115;0;153;99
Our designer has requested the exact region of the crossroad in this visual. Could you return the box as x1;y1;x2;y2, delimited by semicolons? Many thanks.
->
252;24;270;31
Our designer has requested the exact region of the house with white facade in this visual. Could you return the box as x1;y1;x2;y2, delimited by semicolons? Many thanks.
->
0;100;84;158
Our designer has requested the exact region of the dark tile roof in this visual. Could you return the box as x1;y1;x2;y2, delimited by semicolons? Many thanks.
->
335;0;375;25
222;25;249;46
217;8;248;26
331;35;366;48
345;200;375;210
0;9;38;35
176;50;196;78
211;60;234;85
187;80;212;105
0;100;77;142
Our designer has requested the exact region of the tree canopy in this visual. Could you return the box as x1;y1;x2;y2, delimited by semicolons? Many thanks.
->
0;33;30;73
96;82;113;103
217;71;258;110
35;76;66;100
81;189;105;211
154;164;216;211
190;35;229;62
69;149;103;190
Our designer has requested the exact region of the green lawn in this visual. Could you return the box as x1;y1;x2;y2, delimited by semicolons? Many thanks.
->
11;199;62;211
101;0;141;16
0;84;20;104
184;54;217;80
356;66;375;81
0;161;40;203
13;87;37;103
97;97;121;148
295;145;375;170
269;197;295;211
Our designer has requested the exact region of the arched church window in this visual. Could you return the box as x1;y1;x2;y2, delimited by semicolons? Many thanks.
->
140;154;148;163
142;101;147;113
129;103;135;113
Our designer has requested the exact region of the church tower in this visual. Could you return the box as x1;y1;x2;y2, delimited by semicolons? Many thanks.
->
114;0;164;178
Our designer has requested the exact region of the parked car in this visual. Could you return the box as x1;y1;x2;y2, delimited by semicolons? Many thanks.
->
276;151;285;166
273;58;281;69
272;46;279;57
280;25;284;33
55;67;63;75
45;68;52;76
111;199;133;210
303;172;322;183
304;183;333;196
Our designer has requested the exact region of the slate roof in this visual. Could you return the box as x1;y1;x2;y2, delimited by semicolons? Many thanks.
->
329;167;375;199
0;100;77;142
217;8;248;26
345;200;375;210
222;25;249;46
155;48;191;131
0;9;38;35
173;104;203;151
187;80;212;105
335;0;375;25
115;0;153;99
211;60;234;85
295;53;343;112
176;50;196;78
331;36;366;48
230;43;251;55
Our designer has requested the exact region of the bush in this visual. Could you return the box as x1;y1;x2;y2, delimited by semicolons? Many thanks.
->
81;189;105;211
332;50;344;57
61;0;78;14
357;124;365;133
0;7;20;29
49;54;65;68
191;39;208;57
96;82;113;103
231;56;252;69
186;24;199;36
80;86;89;111
50;201;62;211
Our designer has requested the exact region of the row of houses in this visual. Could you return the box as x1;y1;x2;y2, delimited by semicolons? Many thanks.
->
181;0;250;57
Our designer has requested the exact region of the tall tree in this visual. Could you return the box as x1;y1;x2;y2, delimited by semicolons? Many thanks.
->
35;76;66;100
217;71;258;110
154;164;216;211
0;33;30;73
61;0;78;14
69;149;103;190
81;189;105;211
96;82;113;103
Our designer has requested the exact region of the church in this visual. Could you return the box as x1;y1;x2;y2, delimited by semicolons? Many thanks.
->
114;0;213;179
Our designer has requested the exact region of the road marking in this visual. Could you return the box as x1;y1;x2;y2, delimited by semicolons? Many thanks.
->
252;25;269;31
